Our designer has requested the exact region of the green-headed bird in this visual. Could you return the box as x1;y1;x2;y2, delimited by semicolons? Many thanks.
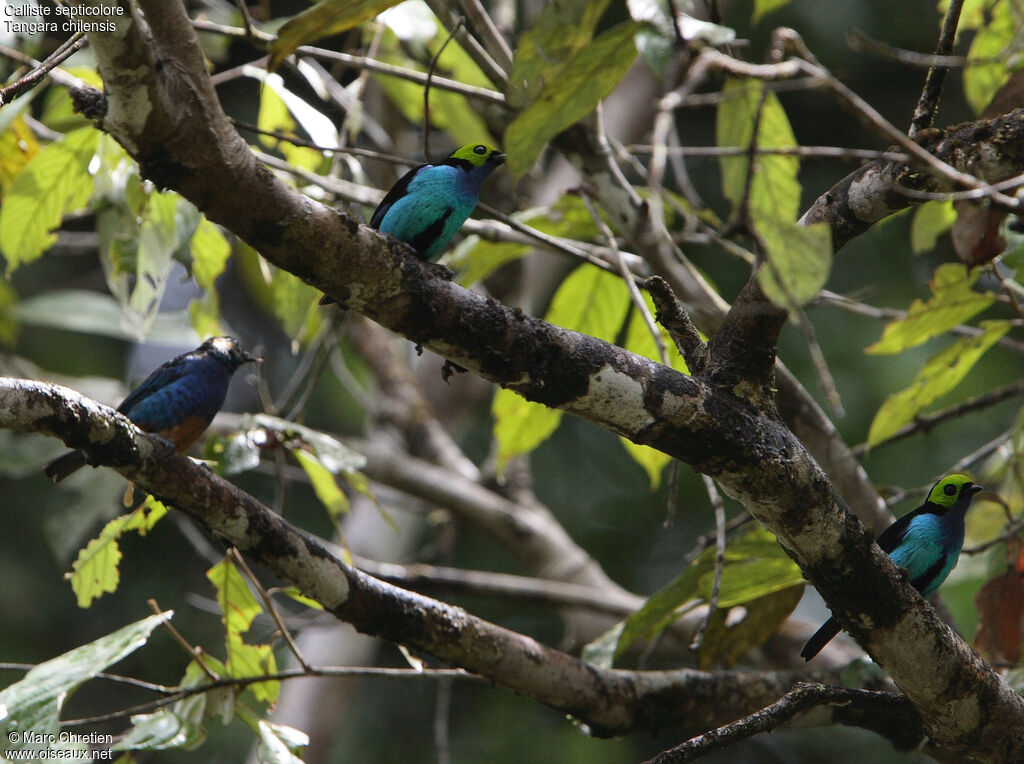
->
801;473;982;661
369;143;505;261
320;144;504;305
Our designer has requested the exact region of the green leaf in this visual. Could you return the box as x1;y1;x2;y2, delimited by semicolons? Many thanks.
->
190;218;231;290
248;413;366;474
256;720;309;763
450;236;532;287
583;525;803;667
0;279;18;346
189;291;223;338
493;264;630;471
752;0;791;23
68;513;135;608
293;447;350;519
492;389;563;475
546;264;630;340
238;241;324;343
694;585;803;669
0;115;40;193
756;219;833;308
867;320;1012;446
507;0;612;108
114;710;203;752
963;0;1014;115
911;199;957;254
1;612;171;754
207;558;263;636
452;196;603;286
122;496;169;536
13;289;199;344
867;264;994;354
373;26;494;146
504;21;640;177
269;0;401;70
0;127;98;272
226;633;279;704
248;69;335;171
717;78;800;223
278;586;325;611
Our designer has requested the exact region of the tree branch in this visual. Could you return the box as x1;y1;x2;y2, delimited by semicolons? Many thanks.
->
0;377;836;738
65;2;1024;757
645;683;922;764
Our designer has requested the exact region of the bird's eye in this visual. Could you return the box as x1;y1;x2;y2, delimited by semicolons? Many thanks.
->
474;145;486;155
944;484;957;496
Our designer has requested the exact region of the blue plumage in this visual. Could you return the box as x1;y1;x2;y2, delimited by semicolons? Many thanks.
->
370;143;505;261
43;336;260;482
800;474;981;661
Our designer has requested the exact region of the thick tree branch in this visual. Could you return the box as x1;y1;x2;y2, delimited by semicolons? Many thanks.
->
67;2;1024;758
0;377;837;738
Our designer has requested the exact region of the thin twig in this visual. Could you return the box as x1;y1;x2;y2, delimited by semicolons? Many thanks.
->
147;599;220;681
233;0;258;40
642;276;708;373
628;143;909;162
663;34;1022;213
814;289;1024;356
908;0;965;138
664;460;681;528
643;683;914;763
0;34;87;103
60;666;477;728
0;663;177;694
457;0;513;71
691;476;725;652
847;27;965;70
854;380;1024;455
793;308;845;417
190;19;507;106
964;514;1024;555
580;191;667;363
422;0;508;88
231;119;409;164
227;548;312;671
424;17;464;160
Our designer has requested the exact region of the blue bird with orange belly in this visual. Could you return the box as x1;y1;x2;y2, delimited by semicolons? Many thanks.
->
801;473;981;660
43;336;260;482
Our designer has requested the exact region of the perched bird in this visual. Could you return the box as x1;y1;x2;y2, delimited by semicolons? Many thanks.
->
801;474;981;661
370;143;506;260
321;144;505;305
43;337;260;482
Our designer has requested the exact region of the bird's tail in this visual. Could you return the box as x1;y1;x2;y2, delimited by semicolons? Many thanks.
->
800;616;842;661
42;450;87;482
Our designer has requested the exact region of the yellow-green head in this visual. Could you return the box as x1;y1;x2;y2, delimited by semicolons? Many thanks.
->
447;143;506;169
926;473;980;510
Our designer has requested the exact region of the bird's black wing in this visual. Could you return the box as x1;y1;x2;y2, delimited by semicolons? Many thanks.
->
369;163;428;229
875;506;929;554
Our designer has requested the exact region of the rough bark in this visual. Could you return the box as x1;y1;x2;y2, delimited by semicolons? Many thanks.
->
36;1;1024;759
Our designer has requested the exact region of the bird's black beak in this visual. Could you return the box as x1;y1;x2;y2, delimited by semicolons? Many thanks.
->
244;350;263;364
491;152;507;165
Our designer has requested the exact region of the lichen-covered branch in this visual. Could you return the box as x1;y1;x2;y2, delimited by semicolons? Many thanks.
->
0;376;837;737
65;2;1024;758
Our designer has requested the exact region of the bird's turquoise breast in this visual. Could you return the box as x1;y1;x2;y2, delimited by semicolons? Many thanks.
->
889;513;964;596
378;165;477;259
